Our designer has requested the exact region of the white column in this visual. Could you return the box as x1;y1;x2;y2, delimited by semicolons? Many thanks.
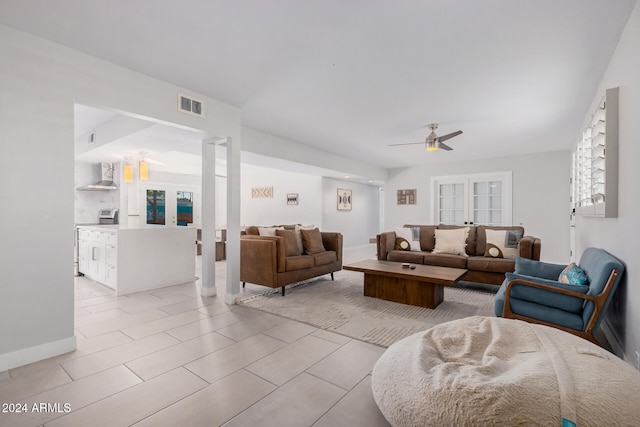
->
225;136;241;304
200;138;217;297
117;162;129;225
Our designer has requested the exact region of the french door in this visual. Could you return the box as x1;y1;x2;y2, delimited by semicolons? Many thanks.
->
142;184;199;227
146;189;166;225
431;172;512;226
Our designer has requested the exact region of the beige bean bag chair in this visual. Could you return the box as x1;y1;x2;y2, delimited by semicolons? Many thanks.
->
372;316;640;426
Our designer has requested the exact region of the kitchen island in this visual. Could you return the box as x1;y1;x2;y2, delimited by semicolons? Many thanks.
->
77;224;196;295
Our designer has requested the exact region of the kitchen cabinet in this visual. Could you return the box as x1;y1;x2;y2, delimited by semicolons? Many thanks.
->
77;224;196;295
78;229;112;287
105;234;118;288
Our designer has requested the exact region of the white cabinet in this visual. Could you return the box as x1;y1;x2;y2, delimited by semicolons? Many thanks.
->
88;243;105;282
78;228;116;288
78;239;89;275
76;225;195;295
105;265;117;288
105;235;118;289
106;243;117;266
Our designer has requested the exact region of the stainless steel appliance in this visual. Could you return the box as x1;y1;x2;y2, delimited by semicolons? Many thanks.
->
76;162;118;191
98;208;118;224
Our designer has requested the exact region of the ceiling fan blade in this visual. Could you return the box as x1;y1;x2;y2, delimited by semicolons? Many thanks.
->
436;130;463;143
438;142;454;151
388;142;425;146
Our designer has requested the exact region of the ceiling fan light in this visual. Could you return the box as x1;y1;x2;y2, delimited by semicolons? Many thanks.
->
426;140;438;151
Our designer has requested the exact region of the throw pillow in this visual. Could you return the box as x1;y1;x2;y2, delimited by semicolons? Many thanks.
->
558;263;589;286
294;224;316;254
484;229;523;259
432;227;469;256
276;229;302;257
515;257;567;280
395;227;421;252
300;228;326;254
258;226;284;237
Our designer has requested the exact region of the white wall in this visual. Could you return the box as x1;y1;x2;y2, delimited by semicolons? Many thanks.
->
384;150;571;263
239;164;381;248
0;24;240;370
242;126;387;183
241;163;323;228
322;178;381;248
573;2;640;361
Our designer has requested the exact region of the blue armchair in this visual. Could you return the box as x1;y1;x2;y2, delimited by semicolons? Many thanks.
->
495;248;624;344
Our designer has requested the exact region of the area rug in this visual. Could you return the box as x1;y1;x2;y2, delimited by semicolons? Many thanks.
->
236;270;496;347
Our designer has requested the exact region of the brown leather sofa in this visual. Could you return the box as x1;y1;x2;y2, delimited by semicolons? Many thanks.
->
241;225;343;295
377;224;541;285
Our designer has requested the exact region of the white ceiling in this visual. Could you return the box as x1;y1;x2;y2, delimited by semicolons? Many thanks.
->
72;105;209;175
1;0;636;173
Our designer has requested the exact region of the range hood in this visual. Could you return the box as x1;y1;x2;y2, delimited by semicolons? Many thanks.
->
77;162;118;191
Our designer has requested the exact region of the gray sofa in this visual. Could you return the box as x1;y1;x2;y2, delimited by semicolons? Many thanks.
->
377;224;541;285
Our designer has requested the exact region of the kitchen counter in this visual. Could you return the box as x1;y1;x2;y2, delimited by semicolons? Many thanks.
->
76;224;187;231
77;225;196;295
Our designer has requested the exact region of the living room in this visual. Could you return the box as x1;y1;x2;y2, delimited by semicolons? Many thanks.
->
2;1;640;425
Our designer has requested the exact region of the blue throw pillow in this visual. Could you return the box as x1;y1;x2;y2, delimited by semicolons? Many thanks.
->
558;263;589;286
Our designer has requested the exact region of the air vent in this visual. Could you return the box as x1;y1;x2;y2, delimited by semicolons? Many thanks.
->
178;93;204;117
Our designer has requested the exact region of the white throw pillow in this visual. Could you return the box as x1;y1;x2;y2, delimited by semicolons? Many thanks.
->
484;229;521;259
432;227;469;257
258;226;284;237
395;227;421;252
295;224;316;254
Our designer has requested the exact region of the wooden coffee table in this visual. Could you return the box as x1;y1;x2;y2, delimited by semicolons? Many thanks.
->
343;259;468;309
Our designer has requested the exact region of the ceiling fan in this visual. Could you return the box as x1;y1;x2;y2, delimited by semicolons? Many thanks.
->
389;123;463;151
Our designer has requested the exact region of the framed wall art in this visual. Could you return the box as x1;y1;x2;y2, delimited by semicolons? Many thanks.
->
251;186;273;198
287;193;299;205
397;188;417;205
337;188;352;211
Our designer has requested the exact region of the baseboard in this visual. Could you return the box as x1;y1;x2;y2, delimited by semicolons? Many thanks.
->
600;320;625;359
343;244;377;264
225;293;239;305
199;285;217;297
0;336;77;372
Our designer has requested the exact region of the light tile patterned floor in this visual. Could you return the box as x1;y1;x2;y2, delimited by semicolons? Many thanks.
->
0;247;390;426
